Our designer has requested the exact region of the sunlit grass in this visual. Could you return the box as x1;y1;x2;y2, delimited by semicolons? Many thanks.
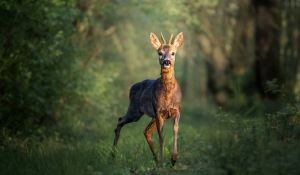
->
0;103;216;175
0;127;203;175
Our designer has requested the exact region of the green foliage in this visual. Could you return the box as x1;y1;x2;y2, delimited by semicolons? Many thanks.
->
265;78;281;94
0;0;121;139
0;0;82;133
190;89;300;174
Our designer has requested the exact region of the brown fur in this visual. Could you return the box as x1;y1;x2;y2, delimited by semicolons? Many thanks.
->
111;32;184;168
171;153;177;166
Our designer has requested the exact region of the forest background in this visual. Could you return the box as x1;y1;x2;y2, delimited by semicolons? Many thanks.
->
1;0;300;174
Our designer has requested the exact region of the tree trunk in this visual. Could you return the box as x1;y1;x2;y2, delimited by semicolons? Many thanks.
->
253;0;282;99
282;0;300;93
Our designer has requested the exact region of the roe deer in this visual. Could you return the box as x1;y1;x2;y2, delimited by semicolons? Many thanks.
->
112;32;183;167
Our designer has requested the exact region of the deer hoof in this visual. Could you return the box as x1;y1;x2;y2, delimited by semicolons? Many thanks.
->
110;151;116;158
171;159;176;167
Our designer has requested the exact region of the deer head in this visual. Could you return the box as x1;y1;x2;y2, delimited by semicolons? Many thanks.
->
150;32;184;72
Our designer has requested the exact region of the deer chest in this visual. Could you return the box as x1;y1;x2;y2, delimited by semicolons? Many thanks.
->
140;79;182;118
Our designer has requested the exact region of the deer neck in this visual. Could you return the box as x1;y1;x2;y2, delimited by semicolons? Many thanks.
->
160;67;176;96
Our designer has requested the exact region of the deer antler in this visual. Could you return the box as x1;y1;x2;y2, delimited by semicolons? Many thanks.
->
168;33;173;44
161;33;166;44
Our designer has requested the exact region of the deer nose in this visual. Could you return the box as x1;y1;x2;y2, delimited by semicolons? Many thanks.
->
163;60;171;65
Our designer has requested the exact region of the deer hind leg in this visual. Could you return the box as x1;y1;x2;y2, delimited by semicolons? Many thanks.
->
111;109;143;157
143;118;159;163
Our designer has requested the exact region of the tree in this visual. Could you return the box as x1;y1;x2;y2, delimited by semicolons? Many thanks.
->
253;0;282;99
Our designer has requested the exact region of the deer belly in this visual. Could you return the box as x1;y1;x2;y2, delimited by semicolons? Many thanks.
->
140;89;155;118
140;101;155;118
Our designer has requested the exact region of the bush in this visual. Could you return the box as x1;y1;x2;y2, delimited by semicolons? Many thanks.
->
191;81;300;174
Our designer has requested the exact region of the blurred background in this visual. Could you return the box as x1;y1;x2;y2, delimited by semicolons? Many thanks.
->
1;0;300;143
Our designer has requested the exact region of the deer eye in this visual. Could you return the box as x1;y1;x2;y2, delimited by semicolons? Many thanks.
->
171;52;175;56
158;52;163;56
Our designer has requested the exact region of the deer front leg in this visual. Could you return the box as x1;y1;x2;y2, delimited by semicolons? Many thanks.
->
171;112;180;166
156;115;165;168
143;118;160;163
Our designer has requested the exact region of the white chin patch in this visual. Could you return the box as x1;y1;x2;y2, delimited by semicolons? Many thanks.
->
163;65;171;68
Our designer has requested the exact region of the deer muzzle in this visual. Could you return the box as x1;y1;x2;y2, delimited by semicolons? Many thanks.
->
162;59;171;68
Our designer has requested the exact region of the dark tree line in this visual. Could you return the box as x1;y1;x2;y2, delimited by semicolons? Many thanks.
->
193;0;300;107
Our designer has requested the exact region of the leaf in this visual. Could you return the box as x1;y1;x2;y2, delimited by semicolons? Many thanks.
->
272;90;281;93
264;89;271;93
272;78;278;83
272;84;278;89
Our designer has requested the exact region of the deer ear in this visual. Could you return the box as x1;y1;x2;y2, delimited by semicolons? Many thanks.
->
150;33;161;50
173;32;184;49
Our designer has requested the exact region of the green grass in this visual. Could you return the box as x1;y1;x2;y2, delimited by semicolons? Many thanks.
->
0;103;215;175
0;121;209;175
1;102;300;175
